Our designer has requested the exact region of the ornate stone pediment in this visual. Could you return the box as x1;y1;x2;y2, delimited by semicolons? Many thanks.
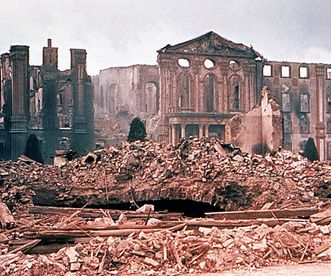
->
158;31;261;59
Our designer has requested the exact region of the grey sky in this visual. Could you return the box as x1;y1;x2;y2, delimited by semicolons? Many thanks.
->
1;0;331;75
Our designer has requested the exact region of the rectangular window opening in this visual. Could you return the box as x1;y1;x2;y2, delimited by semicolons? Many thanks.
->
300;94;309;113
263;65;272;77
327;121;331;133
281;65;290;78
282;93;292;112
328;96;331;113
327;142;331;160
327;68;331;79
299;66;308;78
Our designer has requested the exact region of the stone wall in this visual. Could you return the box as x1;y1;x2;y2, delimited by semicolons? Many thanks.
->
226;87;282;155
93;65;160;143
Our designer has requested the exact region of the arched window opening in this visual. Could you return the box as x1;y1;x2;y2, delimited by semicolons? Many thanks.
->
204;59;215;69
178;74;190;109
229;75;242;111
145;82;158;115
100;85;104;113
178;58;190;68
109;84;117;113
327;84;331;113
205;74;215;112
30;76;34;91
229;60;240;71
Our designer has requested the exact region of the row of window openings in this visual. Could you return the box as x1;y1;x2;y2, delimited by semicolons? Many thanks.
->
283;93;331;113
283;114;310;134
178;58;240;70
263;65;331;79
178;76;241;111
286;119;331;134
282;93;309;113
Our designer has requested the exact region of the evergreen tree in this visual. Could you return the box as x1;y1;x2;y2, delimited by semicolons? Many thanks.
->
25;134;43;163
128;117;147;142
304;137;319;162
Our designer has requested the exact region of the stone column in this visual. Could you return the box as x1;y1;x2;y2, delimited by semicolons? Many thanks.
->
199;124;204;138
181;124;186;139
316;66;326;161
10;45;29;160
170;124;175;145
205;124;209;137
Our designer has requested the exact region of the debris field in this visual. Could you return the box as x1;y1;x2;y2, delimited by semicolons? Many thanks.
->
0;137;330;275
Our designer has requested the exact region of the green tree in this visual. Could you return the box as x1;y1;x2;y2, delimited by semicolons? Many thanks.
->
128;117;147;142
304;137;319;162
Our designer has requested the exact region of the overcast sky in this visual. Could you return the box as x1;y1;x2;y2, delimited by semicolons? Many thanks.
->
1;0;331;76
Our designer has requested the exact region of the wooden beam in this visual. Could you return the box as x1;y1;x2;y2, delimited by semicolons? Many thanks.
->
0;202;15;229
205;208;320;220
28;206;182;220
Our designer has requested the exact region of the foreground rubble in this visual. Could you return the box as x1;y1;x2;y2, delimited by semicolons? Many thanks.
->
0;137;331;274
0;137;330;211
0;205;330;275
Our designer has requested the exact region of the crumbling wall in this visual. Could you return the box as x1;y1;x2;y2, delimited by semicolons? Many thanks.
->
227;87;282;155
93;65;160;143
261;86;283;153
226;106;262;154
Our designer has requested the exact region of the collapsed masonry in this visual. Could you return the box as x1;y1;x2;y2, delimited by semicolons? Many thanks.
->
0;137;331;274
0;39;94;164
0;137;329;211
227;86;283;155
92;65;161;146
93;31;331;161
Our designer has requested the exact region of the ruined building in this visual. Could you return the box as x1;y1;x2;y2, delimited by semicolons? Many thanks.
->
157;32;264;146
93;31;331;161
156;31;331;160
93;65;159;144
0;39;94;163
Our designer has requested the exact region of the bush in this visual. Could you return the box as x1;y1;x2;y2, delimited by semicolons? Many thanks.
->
25;134;43;163
304;137;319;161
128;117;147;142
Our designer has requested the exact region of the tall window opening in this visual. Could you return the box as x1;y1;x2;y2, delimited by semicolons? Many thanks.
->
179;74;190;109
145;82;158;115
205;74;215;112
109;84;117;113
229;75;242;111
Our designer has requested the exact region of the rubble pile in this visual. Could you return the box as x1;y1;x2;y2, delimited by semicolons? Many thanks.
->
0;137;330;210
0;158;42;210
1;217;330;275
47;137;331;209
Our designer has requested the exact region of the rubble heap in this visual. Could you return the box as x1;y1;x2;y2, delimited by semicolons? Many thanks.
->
1;137;330;210
1;211;331;275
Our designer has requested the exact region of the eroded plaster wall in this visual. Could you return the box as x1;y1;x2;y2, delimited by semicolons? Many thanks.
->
262;61;331;160
93;65;160;143
261;87;283;153
0;39;94;163
226;87;282;155
226;106;262;154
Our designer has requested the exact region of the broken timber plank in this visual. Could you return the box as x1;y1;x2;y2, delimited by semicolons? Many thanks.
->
28;206;182;220
9;239;41;254
0;202;15;229
22;218;308;240
310;208;331;225
205;208;320;220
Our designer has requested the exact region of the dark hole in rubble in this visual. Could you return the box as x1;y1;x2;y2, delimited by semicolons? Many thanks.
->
215;181;253;209
88;200;223;218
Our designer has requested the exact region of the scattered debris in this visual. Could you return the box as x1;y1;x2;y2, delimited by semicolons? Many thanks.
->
0;137;330;274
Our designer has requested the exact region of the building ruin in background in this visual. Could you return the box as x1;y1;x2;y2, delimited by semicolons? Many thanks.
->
94;31;331;161
93;65;160;145
0;39;94;163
